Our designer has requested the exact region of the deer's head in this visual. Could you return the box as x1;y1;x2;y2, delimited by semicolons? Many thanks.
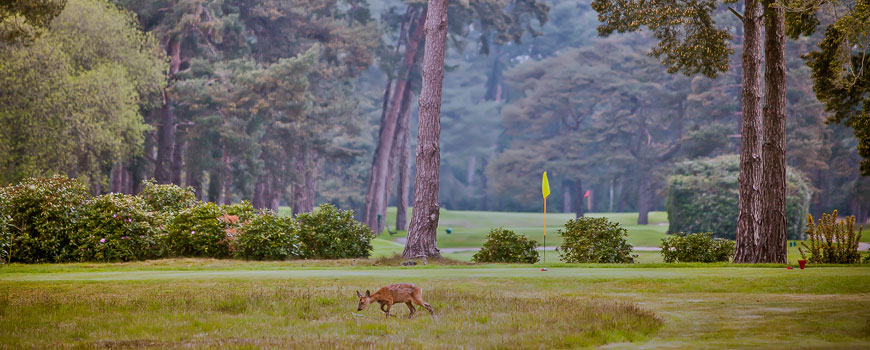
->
356;290;371;311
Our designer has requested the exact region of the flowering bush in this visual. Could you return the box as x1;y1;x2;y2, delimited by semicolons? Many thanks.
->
0;175;90;263
235;212;301;260
472;228;539;263
73;193;165;262
166;202;249;258
557;217;636;263
660;232;734;263
296;204;375;259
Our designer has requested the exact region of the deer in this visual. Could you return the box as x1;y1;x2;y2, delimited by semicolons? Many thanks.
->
356;283;434;319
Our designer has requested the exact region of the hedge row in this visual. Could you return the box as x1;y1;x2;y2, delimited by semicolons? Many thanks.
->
0;176;374;263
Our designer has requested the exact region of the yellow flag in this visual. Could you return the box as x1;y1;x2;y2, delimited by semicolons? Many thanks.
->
542;171;550;198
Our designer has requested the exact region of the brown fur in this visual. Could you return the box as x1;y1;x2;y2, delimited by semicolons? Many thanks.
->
356;283;434;319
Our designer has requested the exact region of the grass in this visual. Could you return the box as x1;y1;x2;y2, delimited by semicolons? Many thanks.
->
2;260;869;349
376;208;670;248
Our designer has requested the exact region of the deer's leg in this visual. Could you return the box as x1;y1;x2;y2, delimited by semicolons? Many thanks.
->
412;291;435;316
384;301;396;318
405;302;416;319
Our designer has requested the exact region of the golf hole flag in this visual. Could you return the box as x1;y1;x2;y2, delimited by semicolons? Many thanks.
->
542;172;550;267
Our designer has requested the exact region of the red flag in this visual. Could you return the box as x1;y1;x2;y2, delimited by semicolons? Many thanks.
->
583;190;590;198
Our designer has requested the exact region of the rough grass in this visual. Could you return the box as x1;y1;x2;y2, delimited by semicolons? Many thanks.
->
0;280;661;349
1;261;869;349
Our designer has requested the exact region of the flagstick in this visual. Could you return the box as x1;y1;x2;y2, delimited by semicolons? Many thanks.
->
543;198;546;266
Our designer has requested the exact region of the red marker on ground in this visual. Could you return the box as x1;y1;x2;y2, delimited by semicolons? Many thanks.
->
541;268;548;271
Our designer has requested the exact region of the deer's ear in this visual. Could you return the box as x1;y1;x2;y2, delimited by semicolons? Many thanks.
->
356;290;362;298
366;290;371;297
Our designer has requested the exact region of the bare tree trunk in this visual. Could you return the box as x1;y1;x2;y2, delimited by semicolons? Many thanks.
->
381;88;414;233
573;179;584;218
734;0;765;263
396;94;414;232
395;129;411;231
637;174;650;225
364;10;426;232
186;167;202;199
759;5;788;263
562;181;572;214
466;155;477;189
220;153;232;205
403;0;447;259
110;162;122;193
292;149;319;215
171;138;185;185
155;37;181;184
253;177;267;209
269;173;282;212
609;179;614;212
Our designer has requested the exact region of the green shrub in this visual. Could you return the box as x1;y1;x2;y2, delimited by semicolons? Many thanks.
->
223;201;258;222
296;204;375;259
660;232;735;263
166;202;246;258
799;211;864;264
73;193;165;262
557;217;636;263
235;212;301;260
139;180;197;221
666;155;813;240
0;176;90;263
472;228;539;263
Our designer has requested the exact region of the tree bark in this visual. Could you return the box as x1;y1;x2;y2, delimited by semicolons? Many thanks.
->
110;162;122;193
734;0;765;263
403;0;448;259
253;177;267;209
759;4;788;263
637;174;650;225
396;117;411;231
381;87;414;233
220;152;232;205
268;173;282;212
573;179;584;218
562;181;572;214
364;10;426;232
186;166;202;200
395;94;414;231
292;149;319;216
154;37;181;184
171;138;185;185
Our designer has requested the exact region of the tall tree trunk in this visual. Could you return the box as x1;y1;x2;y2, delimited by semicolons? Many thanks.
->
395;130;411;231
155;37;181;184
110;162;122;193
403;0;447;259
734;0;765;263
759;4;788;263
269;173;282;212
562;181;572;214
220;153;232;205
609;179;615;212
573;179;584;218
186;167;202;200
381;88;414;233
253;177;267;209
466;155;477;189
171;138;185;185
364;10;426;231
292;149;319;215
637;174;650;225
396;94;414;232
479;156;489;210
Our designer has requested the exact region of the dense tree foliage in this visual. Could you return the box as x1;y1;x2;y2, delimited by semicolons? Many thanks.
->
0;0;166;188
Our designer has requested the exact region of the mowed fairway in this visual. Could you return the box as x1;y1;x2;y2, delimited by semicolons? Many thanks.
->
2;260;869;349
